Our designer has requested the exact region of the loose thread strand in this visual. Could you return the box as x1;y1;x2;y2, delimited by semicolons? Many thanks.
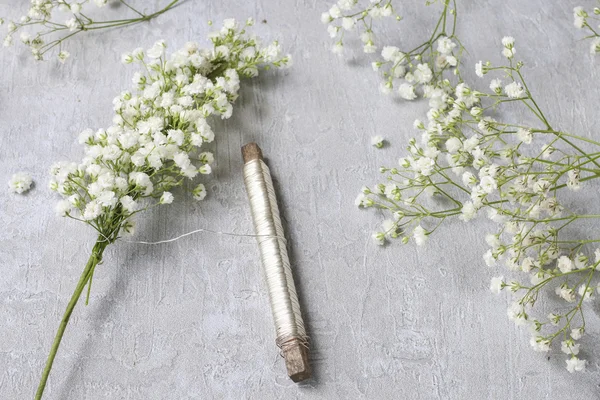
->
121;228;284;245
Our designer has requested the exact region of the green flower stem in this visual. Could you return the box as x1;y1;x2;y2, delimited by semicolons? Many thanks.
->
22;0;181;58
119;0;145;17
35;238;109;400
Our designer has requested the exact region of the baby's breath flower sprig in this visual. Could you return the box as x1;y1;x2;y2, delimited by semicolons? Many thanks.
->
36;18;291;399
357;35;600;372
2;0;180;63
322;0;462;101
573;3;600;54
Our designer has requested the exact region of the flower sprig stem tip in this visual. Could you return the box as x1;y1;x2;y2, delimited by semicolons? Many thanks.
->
35;238;108;400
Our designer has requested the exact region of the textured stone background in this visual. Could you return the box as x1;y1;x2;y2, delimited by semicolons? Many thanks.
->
1;0;600;398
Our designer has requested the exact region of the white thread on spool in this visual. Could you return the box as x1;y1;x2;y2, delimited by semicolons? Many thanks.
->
242;143;310;382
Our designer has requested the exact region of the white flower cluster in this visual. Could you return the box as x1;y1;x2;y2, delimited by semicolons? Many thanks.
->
357;36;600;372
322;0;460;101
321;0;397;56
49;19;291;241
1;0;178;62
573;5;600;54
8;172;33;194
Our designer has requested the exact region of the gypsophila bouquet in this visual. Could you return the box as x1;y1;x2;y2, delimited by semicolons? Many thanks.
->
328;1;600;374
574;3;600;54
360;39;599;373
322;0;461;101
36;18;290;399
1;0;179;63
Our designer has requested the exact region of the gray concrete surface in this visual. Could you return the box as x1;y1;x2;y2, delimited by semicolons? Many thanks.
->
1;0;600;398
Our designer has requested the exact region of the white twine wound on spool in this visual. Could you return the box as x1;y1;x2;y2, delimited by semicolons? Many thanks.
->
243;158;308;348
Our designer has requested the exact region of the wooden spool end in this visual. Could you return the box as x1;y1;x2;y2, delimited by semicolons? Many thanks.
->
282;338;311;383
241;142;264;163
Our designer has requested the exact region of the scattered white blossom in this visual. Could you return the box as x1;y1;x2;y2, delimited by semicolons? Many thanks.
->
555;286;576;302
460;201;477;221
501;36;516;58
590;37;600;54
530;336;550;352
561;340;580;355
413;225;428;246
571;327;584;340
57;50;69;63
490;276;504;294
8;172;33;194
159;192;174;204
516;128;532;144
567;169;581;191
578;284;594;301
372;231;385;246
507;302;527;326
398;83;416;100
192;184;207;200
371;135;385;148
489;78;502;94
437;36;456;55
557;256;574;273
574;6;587;29
332;42;344;55
504;81;525;98
475;61;484;77
572;5;600;55
565;357;586;373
